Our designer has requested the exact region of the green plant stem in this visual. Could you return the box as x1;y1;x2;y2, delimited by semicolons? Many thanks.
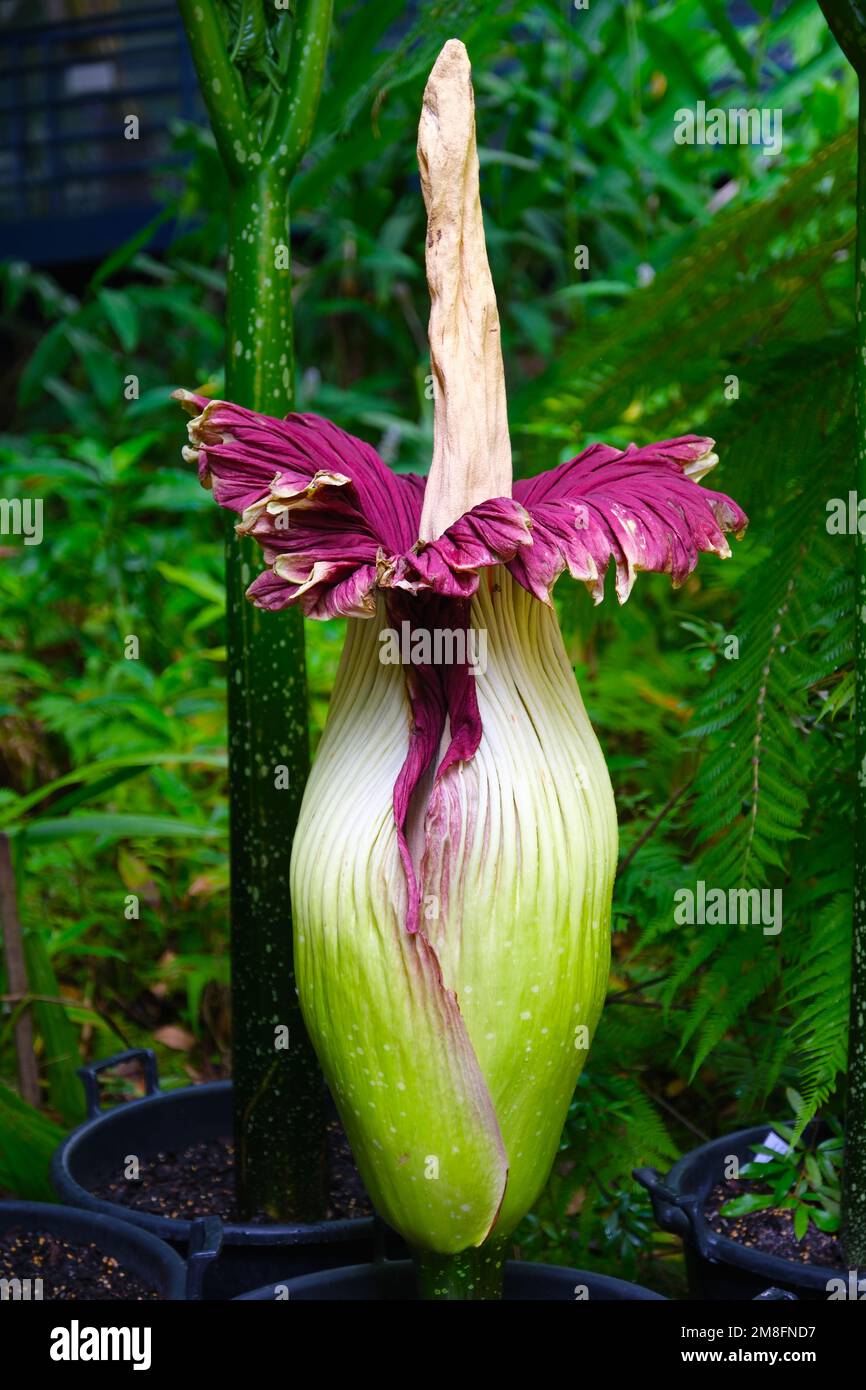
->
264;0;333;163
412;1242;507;1301
819;0;866;1267
223;168;326;1222
176;0;249;181
178;0;333;1221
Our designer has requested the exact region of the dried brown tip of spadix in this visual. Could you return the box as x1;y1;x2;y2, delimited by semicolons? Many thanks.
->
417;38;512;542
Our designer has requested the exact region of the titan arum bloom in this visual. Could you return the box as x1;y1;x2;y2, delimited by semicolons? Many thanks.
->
176;41;747;1288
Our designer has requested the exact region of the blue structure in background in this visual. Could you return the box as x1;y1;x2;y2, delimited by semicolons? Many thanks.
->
0;1;203;265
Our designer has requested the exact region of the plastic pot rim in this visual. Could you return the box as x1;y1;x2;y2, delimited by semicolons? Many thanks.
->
636;1122;857;1295
234;1257;668;1301
0;1198;188;1300
51;1078;376;1249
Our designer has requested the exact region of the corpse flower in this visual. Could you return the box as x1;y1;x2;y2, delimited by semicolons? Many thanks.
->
176;40;746;1295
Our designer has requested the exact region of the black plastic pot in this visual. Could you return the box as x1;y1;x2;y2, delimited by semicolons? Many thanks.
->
51;1048;391;1299
236;1258;667;1300
0;1199;198;1300
635;1124;862;1300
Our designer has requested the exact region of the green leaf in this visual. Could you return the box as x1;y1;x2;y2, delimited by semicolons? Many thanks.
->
87;204;176;293
818;1136;845;1154
156;562;227;607
720;1192;773;1217
14;815;224;845
793;1204;809;1241
230;0;267;63
703;0;758;85
740;1159;778;1178
110;429;163;471
21;929;85;1125
0;752;226;827
135;475;207;513
0;1082;65;1201
785;1086;805;1115
18;322;72;408
815;1191;840;1214
771;1122;796;1147
811;1207;840;1233
748;1144;790;1165
805;1154;822;1190
47;771;147;818
65;327;118;410
97;289;140;352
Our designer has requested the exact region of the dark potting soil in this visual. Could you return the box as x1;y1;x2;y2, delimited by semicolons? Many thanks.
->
706;1179;844;1269
0;1228;160;1299
92;1120;371;1224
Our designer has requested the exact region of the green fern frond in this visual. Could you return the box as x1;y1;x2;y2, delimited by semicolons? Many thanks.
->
785;892;850;1132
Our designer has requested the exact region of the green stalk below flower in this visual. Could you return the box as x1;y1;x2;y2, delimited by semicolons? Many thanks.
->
412;1240;508;1301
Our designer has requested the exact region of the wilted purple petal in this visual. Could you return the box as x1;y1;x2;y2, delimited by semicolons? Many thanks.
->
510;436;747;603
390;497;533;598
390;594;482;935
175;393;425;614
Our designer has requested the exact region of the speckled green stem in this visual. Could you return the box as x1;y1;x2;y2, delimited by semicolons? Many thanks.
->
819;0;866;1268
412;1241;507;1301
223;170;326;1221
178;0;332;1221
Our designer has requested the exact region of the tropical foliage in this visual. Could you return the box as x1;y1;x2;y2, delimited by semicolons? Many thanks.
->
0;0;856;1292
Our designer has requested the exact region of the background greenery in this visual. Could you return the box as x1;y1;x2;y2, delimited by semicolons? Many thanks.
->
0;0;856;1294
